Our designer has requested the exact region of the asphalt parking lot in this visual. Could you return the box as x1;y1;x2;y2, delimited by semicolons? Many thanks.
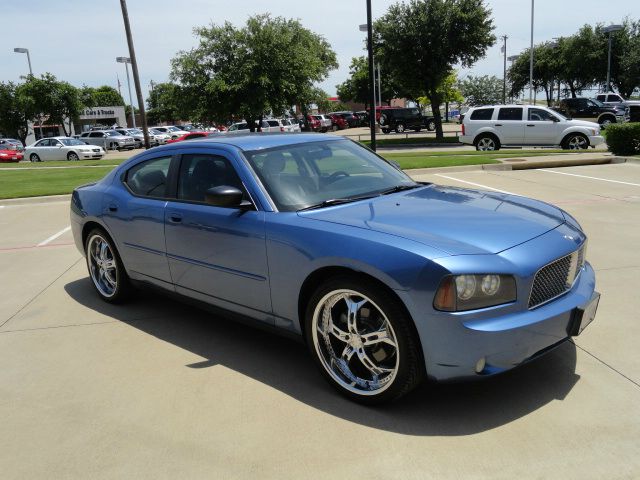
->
1;163;639;479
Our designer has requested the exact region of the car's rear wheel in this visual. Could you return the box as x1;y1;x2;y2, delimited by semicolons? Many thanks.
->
305;276;423;404
395;123;406;133
599;117;615;129
85;229;131;303
30;153;40;162
67;152;79;161
426;120;436;131
475;134;500;151
562;133;589;150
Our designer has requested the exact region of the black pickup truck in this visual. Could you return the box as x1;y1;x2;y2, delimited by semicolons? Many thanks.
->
379;108;436;133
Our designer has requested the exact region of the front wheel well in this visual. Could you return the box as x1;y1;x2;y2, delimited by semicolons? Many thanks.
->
297;267;420;347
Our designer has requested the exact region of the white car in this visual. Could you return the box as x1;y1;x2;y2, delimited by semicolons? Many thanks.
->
25;137;105;162
149;128;171;144
313;114;333;132
165;125;190;139
281;118;301;133
460;104;605;151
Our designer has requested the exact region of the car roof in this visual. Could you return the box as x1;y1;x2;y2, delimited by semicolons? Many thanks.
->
158;133;344;151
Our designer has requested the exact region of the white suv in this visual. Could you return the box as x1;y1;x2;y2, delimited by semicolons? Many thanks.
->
460;105;604;151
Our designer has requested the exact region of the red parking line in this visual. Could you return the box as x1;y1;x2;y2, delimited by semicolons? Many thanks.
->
0;242;74;252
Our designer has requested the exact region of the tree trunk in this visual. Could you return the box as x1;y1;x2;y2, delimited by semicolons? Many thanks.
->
569;82;577;98
445;102;449;122
427;90;444;140
543;84;552;107
248;115;256;133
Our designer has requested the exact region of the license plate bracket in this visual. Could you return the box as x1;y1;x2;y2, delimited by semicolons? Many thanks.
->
568;292;600;336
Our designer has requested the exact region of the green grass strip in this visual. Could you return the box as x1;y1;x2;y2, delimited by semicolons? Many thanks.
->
0;167;113;199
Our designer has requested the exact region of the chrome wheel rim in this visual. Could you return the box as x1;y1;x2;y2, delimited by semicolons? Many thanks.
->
312;289;399;396
568;135;587;150
601;119;612;128
68;153;78;161
477;137;495;151
30;154;39;162
397;124;405;133
87;234;118;298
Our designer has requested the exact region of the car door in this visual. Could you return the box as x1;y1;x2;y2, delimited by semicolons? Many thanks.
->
50;139;65;160
101;154;175;289
495;107;525;144
524;107;563;145
32;139;51;160
164;151;271;321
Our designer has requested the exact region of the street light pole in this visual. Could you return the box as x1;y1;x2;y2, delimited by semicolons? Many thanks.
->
501;35;508;104
529;0;534;105
119;0;150;148
365;0;376;151
117;57;136;128
603;25;623;93
507;55;519;103
13;47;33;76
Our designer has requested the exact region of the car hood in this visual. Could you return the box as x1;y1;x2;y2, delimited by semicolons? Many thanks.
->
299;185;565;256
565;119;600;128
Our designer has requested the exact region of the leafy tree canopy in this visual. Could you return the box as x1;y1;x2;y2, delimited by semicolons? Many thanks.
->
459;74;504;106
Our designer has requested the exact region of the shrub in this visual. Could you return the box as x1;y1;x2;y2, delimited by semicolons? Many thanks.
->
605;123;640;156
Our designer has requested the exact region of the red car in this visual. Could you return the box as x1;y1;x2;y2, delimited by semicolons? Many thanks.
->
329;114;348;130
305;115;321;132
0;149;23;162
166;132;210;144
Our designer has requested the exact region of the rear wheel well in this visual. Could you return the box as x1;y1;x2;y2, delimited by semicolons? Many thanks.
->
473;132;500;146
82;221;112;253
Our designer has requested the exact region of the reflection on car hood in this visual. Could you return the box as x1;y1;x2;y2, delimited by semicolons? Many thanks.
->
299;185;565;255
565;119;601;128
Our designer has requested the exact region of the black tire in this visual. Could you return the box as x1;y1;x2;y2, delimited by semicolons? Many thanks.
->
382;129;390;134
304;275;424;404
395;123;406;134
67;152;79;161
379;114;388;126
29;153;40;162
85;228;131;304
475;134;500;151
561;133;589;150
426;120;436;131
413;128;422;132
598;116;615;129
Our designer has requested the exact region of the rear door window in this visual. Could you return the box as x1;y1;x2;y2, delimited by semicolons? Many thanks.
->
470;108;494;120
497;108;523;121
125;156;172;198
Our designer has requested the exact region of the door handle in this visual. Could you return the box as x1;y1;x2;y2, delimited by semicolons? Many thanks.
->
526;124;535;127
108;203;118;212
494;124;503;127
169;213;183;223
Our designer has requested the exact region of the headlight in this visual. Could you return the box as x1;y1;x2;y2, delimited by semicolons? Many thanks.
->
434;274;517;312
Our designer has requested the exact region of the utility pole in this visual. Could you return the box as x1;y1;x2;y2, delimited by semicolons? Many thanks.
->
366;0;376;151
377;63;382;107
529;0;535;105
119;0;150;148
501;35;508;104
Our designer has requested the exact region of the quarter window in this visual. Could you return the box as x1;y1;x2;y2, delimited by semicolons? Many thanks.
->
498;108;523;121
177;154;244;204
125;156;172;198
470;108;494;120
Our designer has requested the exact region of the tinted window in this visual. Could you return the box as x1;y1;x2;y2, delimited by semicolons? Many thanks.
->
498;108;523;121
267;120;279;127
177;154;244;204
89;132;103;138
609;95;622;102
470;108;494;120
125;157;172;198
36;139;50;147
596;94;606;101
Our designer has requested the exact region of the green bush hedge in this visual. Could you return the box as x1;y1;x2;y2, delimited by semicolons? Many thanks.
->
606;123;640;156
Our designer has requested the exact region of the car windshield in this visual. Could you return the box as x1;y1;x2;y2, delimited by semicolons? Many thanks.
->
150;129;163;134
60;138;87;146
243;139;418;212
590;99;605;107
104;130;120;136
168;126;181;132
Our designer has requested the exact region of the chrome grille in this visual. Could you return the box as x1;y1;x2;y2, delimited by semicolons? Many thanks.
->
529;246;585;309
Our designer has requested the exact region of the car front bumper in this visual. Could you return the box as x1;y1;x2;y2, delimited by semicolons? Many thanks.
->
589;135;605;147
415;262;597;382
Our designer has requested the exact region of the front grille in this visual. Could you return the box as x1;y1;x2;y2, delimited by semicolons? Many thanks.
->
529;246;585;309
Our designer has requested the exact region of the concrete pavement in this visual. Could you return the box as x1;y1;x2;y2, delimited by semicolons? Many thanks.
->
1;163;639;479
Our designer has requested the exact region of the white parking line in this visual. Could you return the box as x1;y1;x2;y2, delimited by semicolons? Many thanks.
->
540;169;640;187
37;226;71;246
434;174;516;195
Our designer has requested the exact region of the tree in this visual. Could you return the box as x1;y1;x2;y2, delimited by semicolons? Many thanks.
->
460;75;503;106
147;82;182;124
609;19;640;97
336;56;399;108
374;0;495;139
0;82;32;144
171;14;337;130
558;25;604;98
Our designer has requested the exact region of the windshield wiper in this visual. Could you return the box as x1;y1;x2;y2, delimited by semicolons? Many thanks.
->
298;194;377;212
378;184;421;195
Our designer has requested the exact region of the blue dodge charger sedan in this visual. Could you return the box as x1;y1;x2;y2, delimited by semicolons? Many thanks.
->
70;133;599;403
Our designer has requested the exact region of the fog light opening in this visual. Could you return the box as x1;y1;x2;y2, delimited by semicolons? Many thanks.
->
475;357;486;374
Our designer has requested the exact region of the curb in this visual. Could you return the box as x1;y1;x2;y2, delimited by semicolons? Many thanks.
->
0;194;71;206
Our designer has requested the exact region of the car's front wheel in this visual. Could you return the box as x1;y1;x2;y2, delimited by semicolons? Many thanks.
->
29;153;40;162
562;133;589;150
475;134;500;151
85;229;131;303
426;120;436;131
67;152;79;161
395;123;406;133
305;276;423;404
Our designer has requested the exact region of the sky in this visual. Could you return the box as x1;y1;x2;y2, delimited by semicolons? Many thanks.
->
2;0;639;108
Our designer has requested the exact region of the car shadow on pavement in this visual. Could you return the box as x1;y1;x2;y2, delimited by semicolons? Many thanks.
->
65;278;580;436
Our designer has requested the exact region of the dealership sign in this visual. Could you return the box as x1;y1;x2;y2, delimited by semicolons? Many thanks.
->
79;106;125;120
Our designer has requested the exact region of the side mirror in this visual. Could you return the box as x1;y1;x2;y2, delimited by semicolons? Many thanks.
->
204;186;252;209
389;160;402;171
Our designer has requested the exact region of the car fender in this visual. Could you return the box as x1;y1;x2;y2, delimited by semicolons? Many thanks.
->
472;127;503;145
596;112;616;124
555;125;595;145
